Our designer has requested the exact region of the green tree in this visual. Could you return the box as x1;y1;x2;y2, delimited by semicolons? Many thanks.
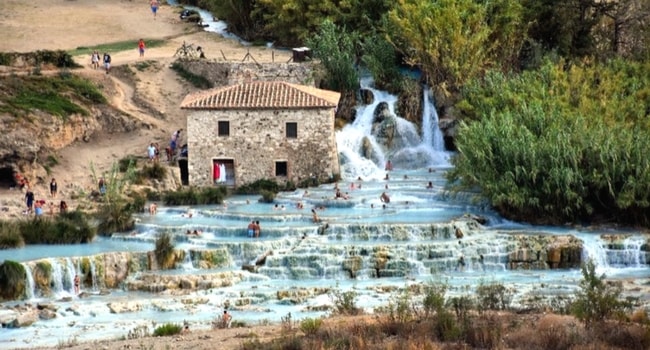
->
256;0;342;46
361;33;403;92
387;0;493;95
306;19;359;92
523;0;614;58
92;161;141;235
199;0;266;41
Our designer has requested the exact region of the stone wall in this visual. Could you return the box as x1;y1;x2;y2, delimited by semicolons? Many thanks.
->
178;61;315;87
187;108;340;187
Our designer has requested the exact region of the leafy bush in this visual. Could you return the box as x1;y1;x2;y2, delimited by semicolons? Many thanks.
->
0;222;24;249
162;186;226;205
330;288;361;315
449;59;650;226
138;162;167;181
475;282;512;312
571;260;627;326
118;156;137;172
299;317;323;336
235;179;281;194
153;323;182;337
259;190;276;203
306;20;359;92
96;201;135;235
154;232;175;270
18;211;95;244
422;283;447;318
0;260;26;300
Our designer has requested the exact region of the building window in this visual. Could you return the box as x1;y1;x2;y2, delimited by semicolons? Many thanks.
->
286;122;297;138
275;161;288;177
218;121;230;136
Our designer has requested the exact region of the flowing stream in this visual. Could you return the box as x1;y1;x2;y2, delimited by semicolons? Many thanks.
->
1;82;649;348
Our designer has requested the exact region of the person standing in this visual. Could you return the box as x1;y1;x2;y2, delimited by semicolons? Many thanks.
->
91;50;100;69
138;39;146;58
221;310;232;328
150;0;159;19
247;220;255;238
50;178;58;198
25;189;35;214
147;143;156;162
98;177;106;195
254;220;261;238
74;275;80;295
103;53;111;74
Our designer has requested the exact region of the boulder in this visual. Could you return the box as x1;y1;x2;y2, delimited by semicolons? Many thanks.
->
0;309;18;326
36;303;58;312
107;301;143;314
38;309;57;320
10;310;38;328
180;277;195;290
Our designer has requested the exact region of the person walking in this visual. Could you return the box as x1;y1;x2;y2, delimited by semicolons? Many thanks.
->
138;39;146;58
49;178;57;199
150;0;159;19
25;188;35;214
103;53;112;74
91;50;100;69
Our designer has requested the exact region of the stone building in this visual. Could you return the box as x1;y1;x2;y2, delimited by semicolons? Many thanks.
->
180;81;341;187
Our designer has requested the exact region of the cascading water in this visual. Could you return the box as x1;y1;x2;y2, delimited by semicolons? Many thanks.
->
50;259;65;294
89;258;99;291
336;79;450;180
64;258;76;292
22;263;35;300
178;249;196;270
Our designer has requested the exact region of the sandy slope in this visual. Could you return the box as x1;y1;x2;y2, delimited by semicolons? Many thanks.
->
0;0;291;219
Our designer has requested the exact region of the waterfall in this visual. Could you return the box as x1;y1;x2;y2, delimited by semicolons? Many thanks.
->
178;249;195;270
336;79;450;179
50;259;65;294
23;263;35;300
606;236;647;268
89;259;99;291
422;87;446;152
64;258;76;292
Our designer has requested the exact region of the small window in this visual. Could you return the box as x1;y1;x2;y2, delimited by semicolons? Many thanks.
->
218;121;230;136
286;122;297;138
275;161;288;177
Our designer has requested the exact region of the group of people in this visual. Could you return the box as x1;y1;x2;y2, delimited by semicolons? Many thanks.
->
19;175;69;216
247;220;261;238
90;51;112;74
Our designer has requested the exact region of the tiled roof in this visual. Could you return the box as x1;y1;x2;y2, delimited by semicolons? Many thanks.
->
180;81;340;110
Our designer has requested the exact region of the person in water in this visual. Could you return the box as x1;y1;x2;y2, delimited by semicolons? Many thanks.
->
74;275;80;295
380;191;390;203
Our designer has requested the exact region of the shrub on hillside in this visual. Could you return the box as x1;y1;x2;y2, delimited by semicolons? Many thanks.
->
18;211;95;244
0;222;24;249
138;162;167;181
